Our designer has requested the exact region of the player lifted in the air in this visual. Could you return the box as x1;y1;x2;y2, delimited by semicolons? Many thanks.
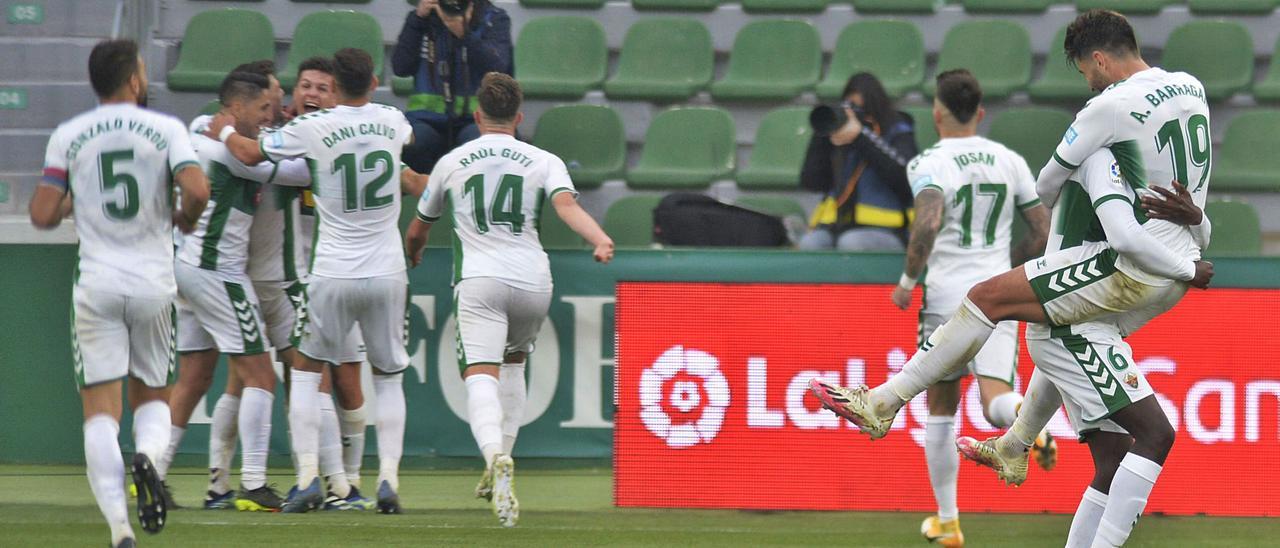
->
404;72;615;528
892;69;1052;547
210;48;427;514
31;39;209;547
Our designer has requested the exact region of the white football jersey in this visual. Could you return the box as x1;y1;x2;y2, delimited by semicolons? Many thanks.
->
261;104;413;279
1051;67;1210;262
43;103;199;298
176;133;277;275
418;133;576;293
907;136;1040;315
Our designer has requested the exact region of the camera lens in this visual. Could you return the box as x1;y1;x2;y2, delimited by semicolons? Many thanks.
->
809;105;849;136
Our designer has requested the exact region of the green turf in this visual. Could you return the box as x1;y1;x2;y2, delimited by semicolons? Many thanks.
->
0;465;1272;546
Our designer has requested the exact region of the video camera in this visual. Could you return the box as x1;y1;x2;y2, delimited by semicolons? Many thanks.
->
439;0;471;16
809;102;869;136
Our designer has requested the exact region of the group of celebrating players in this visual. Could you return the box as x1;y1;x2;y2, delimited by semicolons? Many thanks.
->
33;35;612;547
33;6;1215;548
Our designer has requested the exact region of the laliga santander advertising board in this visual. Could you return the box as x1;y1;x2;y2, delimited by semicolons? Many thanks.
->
614;282;1280;516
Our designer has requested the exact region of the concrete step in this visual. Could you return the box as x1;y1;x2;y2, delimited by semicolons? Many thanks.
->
0;83;97;130
0;130;53;174
0;38;99;83
1;0;124;39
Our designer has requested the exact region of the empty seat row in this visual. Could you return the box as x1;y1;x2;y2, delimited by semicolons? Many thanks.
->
518;0;1280;15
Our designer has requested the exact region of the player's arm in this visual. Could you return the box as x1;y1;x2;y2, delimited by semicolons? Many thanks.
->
1095;198;1212;287
552;191;614;264
267;158;312;188
28;184;71;229
1012;204;1050;266
400;166;428;197
1141;180;1212;250
204;113;267;166
405;167;445;268
892;187;943;310
173;164;210;234
1038;100;1116;208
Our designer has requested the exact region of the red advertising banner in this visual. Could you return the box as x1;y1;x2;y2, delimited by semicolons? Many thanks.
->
614;282;1280;517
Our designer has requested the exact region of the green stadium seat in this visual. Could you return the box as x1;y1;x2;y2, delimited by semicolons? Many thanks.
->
538;201;584;249
818;20;924;100
1203;200;1262;256
198;99;221;116
391;76;414;97
735;196;806;222
852;0;937;13
396;197;454;248
1074;0;1170;14
1029;26;1093;102
520;0;606;7
1160;21;1254;101
987;107;1073;171
1212;110;1280;192
604;195;664;247
902;106;939;151
742;0;829;13
1252;37;1280;102
632;0;720;11
1188;0;1278;14
710;20;821;101
627;107;735;189
604;19;713;102
292;0;370;3
278;11;383;91
933;20;1032;100
515;17;606;99
531;105;625;189
962;0;1053;12
167;9;275;92
736;107;812;190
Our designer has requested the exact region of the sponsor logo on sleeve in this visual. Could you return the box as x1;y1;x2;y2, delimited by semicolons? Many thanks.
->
1064;127;1079;145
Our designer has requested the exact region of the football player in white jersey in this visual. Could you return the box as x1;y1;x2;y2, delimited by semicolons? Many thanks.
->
210;48;427;514
30;39;209;548
810;9;1211;440
959;148;1209;547
405;73;615;528
886;70;1051;547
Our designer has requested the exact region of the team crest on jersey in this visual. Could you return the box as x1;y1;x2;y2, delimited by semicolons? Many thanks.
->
1064;126;1079;145
1124;372;1140;389
1109;162;1124;185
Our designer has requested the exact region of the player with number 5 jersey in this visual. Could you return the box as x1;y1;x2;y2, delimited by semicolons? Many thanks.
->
405;73;614;528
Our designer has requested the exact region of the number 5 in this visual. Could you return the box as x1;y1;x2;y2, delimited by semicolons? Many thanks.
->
99;150;139;220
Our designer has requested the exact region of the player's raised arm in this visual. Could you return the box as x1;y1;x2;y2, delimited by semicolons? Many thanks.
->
206;112;266;166
551;191;614;264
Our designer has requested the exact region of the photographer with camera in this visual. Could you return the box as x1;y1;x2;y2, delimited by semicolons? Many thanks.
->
799;73;918;251
393;0;513;173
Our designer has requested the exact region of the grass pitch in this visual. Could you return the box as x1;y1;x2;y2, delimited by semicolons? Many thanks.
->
0;464;1272;547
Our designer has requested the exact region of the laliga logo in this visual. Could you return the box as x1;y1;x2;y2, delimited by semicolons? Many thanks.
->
639;346;730;449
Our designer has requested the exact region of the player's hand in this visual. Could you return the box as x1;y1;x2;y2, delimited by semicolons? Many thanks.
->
173;210;197;234
408;247;425;268
282;102;298;122
1142;180;1203;226
828;107;863;147
203;112;235;141
1189;260;1213;289
416;0;438;17
891;285;911;310
593;239;615;264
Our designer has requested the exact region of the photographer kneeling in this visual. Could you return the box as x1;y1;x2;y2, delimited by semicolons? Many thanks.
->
800;73;918;251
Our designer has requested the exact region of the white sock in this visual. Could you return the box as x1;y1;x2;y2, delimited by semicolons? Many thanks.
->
1067;487;1108;548
338;405;366;488
872;299;995;414
925;415;959;521
131;400;171;464
239;387;274;491
465;374;504;467
986;392;1022;429
319;395;350;498
1094;453;1162;547
374;374;405;491
499;362;527;454
157;425;185;480
999;369;1061;460
208;393;239;494
288;370;322;489
84;415;132;544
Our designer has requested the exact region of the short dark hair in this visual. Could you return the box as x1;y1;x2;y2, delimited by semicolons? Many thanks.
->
218;71;269;105
232;59;276;79
297;56;334;78
935;69;982;124
1064;9;1139;62
88;39;140;99
477;72;521;124
332;48;373;98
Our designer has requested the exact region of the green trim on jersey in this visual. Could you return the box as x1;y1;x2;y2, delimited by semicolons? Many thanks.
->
1091;194;1131;210
533;188;546;235
1108;140;1147;190
415;210;439;223
171;160;200;176
198;162;262;271
1053;152;1078;170
1054;182;1107;249
259;138;276;165
224;281;266;355
448;189;463;285
1059;334;1132;417
453;295;468;373
281;188;298;282
1029;247;1119;308
1017;197;1041;210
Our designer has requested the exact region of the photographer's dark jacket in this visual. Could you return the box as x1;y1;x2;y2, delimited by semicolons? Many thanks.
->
392;2;513;126
800;111;918;234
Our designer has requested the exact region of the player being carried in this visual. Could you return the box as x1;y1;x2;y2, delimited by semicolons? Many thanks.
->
31;39;210;547
811;9;1213;547
209;48;428;514
892;69;1052;547
404;72;615;527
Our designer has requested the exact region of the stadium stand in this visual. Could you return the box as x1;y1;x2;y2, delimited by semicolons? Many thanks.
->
1204;199;1263;255
530;104;627;189
735;107;812;190
631;0;720;11
1256;36;1280;101
932;20;1032;100
962;0;1055;13
901;107;940;151
166;9;275;92
603;18;714;102
520;0;607;7
277;10;384;90
1212;110;1280;192
987;107;1074;174
626;107;736;189
1073;0;1170;14
604;195;663;247
817;20;925;100
1160;21;1254;101
514;16;607;99
539;200;588;248
709;20;822;101
1188;0;1280;15
740;0;828;14
851;0;938;13
1028;26;1093;102
735;196;807;223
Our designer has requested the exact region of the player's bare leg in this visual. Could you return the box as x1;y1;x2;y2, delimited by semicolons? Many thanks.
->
205;365;242;509
1091;396;1174;547
465;363;518;526
153;348;219;510
231;353;283;511
1066;432;1131;548
921;381;963;547
282;354;325;513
